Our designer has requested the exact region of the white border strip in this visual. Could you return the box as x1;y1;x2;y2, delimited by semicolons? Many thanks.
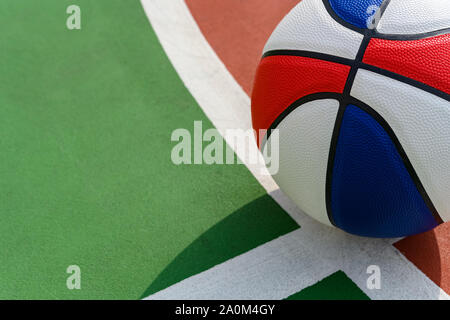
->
147;229;338;300
140;0;449;300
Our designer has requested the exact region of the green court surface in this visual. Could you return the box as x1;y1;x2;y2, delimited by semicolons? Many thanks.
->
0;0;297;299
0;0;369;300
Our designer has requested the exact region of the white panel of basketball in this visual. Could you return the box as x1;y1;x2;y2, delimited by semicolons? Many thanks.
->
264;99;339;227
263;0;363;59
352;69;450;222
377;0;450;35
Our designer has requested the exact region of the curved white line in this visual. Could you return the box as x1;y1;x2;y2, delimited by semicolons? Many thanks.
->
140;0;449;300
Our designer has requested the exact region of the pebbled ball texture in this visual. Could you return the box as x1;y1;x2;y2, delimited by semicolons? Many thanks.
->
328;0;384;29
364;34;450;95
251;0;450;237
251;55;349;145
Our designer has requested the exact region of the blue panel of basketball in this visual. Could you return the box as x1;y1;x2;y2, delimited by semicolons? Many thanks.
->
328;0;384;29
330;105;438;238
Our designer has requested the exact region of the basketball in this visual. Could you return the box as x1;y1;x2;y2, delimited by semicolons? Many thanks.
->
252;0;450;237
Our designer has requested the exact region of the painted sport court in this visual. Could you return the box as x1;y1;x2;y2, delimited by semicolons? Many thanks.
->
0;0;449;299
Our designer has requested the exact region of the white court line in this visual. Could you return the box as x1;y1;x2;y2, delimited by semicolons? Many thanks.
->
140;0;449;300
147;229;337;300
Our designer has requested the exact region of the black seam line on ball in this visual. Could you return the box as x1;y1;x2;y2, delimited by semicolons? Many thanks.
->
374;27;450;40
343;31;373;96
325;29;374;226
262;50;353;66
324;102;347;227
321;0;449;41
260;50;450;102
262;92;342;146
347;98;444;225
360;64;450;102
322;0;365;34
377;0;392;21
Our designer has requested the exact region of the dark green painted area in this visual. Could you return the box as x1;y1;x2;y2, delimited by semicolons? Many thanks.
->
286;271;370;300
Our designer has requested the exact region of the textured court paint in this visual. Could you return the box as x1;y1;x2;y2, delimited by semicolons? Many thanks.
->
146;229;339;300
395;223;450;295
185;0;300;95
286;271;370;300
0;0;298;299
140;195;299;298
331;105;438;237
144;0;450;300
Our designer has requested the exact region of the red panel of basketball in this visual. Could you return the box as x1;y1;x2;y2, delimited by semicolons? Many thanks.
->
363;34;450;95
251;56;350;146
